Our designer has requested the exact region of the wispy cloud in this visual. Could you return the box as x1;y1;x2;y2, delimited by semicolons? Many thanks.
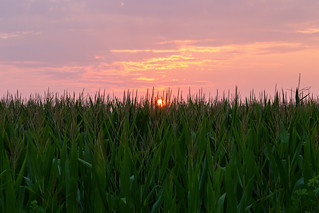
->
106;41;308;74
0;31;40;39
296;28;319;34
110;49;178;53
135;77;155;82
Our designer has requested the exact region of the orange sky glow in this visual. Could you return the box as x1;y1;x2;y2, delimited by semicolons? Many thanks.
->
1;1;319;100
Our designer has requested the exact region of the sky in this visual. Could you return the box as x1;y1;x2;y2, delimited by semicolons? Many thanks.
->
1;0;319;99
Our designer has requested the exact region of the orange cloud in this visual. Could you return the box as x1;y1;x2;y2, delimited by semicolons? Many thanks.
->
135;77;155;81
108;42;234;73
296;28;319;34
107;41;307;75
119;56;215;72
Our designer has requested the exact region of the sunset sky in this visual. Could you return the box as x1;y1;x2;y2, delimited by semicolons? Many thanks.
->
1;0;319;99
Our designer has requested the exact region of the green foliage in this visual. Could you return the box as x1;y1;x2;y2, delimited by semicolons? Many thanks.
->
0;89;319;212
293;176;319;212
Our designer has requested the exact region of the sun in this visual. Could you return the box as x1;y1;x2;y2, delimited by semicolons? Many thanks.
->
156;98;166;107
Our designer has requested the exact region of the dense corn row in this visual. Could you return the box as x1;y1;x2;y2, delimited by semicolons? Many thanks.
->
0;90;319;212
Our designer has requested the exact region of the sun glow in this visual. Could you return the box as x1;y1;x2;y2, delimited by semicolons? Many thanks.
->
156;98;166;107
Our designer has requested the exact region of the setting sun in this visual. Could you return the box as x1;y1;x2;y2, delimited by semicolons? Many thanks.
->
156;98;166;107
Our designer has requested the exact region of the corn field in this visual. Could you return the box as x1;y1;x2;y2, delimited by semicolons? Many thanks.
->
1;89;319;212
